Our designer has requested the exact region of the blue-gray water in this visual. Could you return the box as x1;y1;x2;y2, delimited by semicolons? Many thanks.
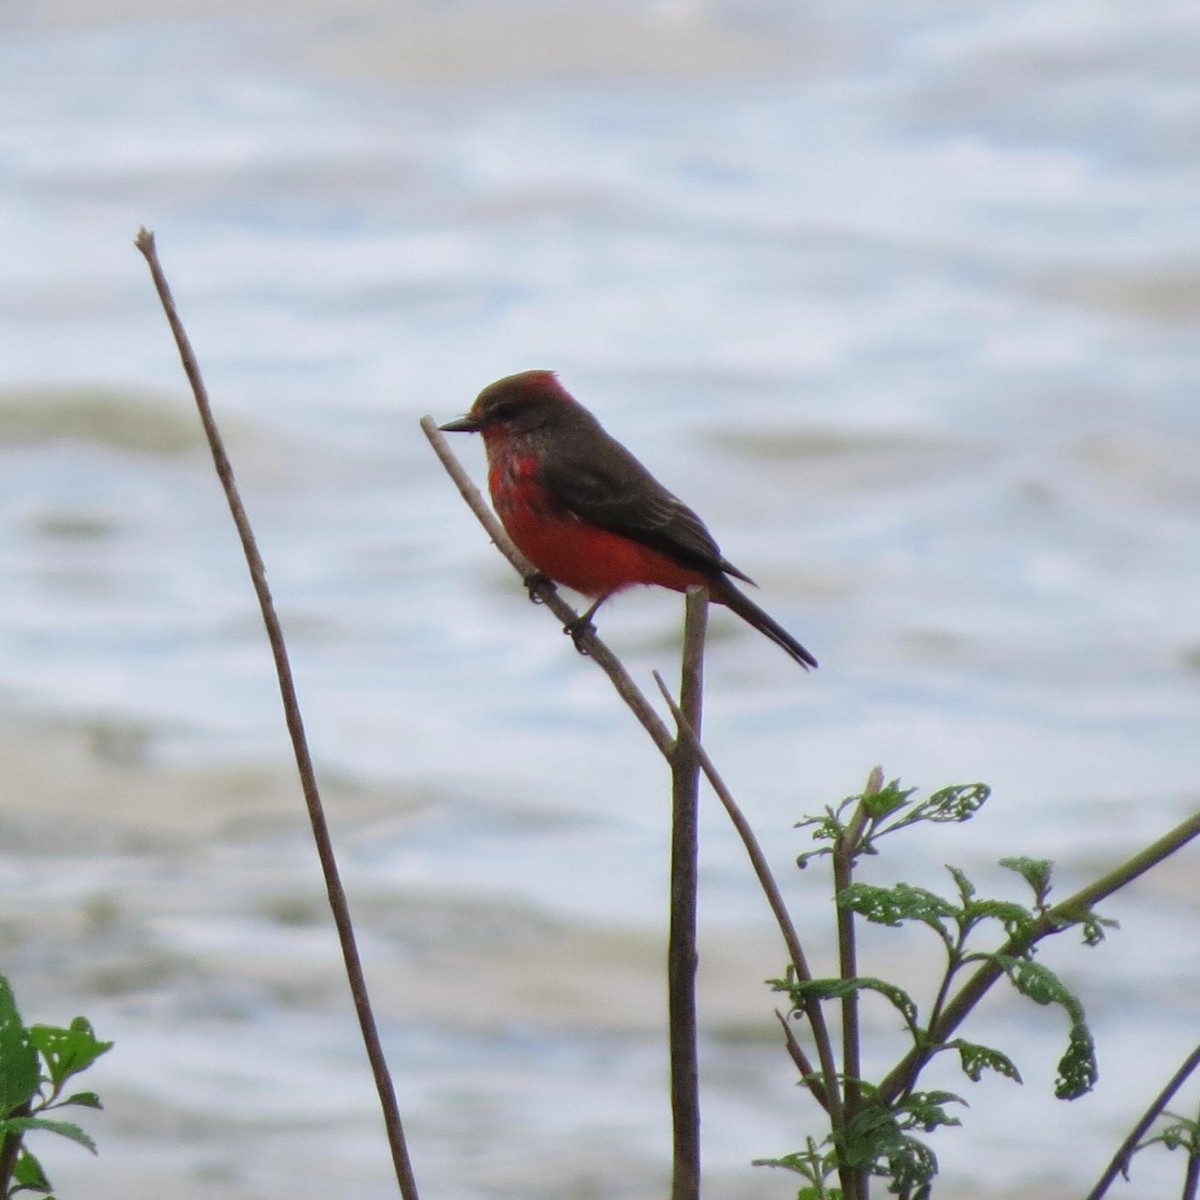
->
2;2;1198;1197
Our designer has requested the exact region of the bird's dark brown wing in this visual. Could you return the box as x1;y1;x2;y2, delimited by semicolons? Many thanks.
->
536;429;754;584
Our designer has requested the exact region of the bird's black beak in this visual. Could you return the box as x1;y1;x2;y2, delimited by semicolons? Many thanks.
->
439;415;480;433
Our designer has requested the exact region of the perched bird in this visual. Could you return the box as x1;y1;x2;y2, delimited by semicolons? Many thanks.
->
440;370;817;669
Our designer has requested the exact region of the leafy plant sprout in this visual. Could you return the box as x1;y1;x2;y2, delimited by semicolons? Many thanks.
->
756;773;1198;1200
0;976;112;1199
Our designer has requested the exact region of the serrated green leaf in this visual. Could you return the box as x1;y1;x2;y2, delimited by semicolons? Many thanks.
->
1001;956;1061;1006
1055;1024;1098;1100
881;1134;939;1195
894;1090;966;1134
921;783;990;822
2;1116;98;1154
752;1137;841;1197
0;976;24;1027
944;865;975;903
861;779;917;820
13;1148;53;1194
1146;1113;1200;1154
962;898;1037;940
838;882;959;935
996;955;1097;1100
841;1100;945;1194
1048;904;1120;947
947;1038;1023;1084
29;1022;113;1091
59;1091;102;1110
775;976;919;1028
999;856;1054;906
0;1024;40;1113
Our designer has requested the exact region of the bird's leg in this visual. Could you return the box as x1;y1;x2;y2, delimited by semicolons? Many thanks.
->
563;594;611;655
522;570;554;604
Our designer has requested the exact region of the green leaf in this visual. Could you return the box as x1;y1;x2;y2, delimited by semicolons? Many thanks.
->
28;1021;113;1092
1144;1112;1200;1155
1048;904;1120;947
879;1134;939;1197
961;897;1038;941
999;856;1054;907
838;882;958;936
0;1017;40;1114
1055;1024;1098;1100
59;1092;102;1110
944;865;975;904
1;1116;98;1154
920;783;990;823
773;975;919;1029
840;1099;948;1194
795;807;847;868
752;1137;842;1197
893;1090;966;1133
12;1148;53;1195
995;955;1097;1099
947;1038;1023;1084
874;781;989;840
0;976;24;1027
861;779;917;820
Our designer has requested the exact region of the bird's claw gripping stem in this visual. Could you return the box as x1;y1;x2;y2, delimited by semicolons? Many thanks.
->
562;615;596;656
523;571;553;604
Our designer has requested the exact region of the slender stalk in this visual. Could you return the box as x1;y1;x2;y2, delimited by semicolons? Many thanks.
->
0;1101;30;1193
833;789;876;1200
135;228;420;1200
1185;1098;1200;1200
1084;1042;1200;1200
652;676;843;1130
879;809;1200;1105
773;1011;826;1108
668;588;707;1200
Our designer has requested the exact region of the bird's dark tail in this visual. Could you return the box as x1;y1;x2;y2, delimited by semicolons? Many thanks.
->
711;579;818;670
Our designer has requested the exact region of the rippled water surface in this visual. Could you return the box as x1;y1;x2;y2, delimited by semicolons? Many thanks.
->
2;2;1198;1197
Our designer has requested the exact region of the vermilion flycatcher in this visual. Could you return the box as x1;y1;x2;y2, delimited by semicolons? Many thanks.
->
440;370;817;669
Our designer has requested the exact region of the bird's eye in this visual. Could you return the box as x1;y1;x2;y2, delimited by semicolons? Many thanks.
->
487;400;517;422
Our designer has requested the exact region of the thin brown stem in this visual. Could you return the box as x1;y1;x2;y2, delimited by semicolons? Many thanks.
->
774;1011;829;1112
668;588;707;1200
651;674;844;1132
0;1101;30;1193
135;228;420;1200
1185;1097;1200;1200
1085;1042;1200;1200
833;785;877;1200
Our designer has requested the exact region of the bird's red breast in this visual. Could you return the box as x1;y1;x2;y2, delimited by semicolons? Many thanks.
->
484;429;708;599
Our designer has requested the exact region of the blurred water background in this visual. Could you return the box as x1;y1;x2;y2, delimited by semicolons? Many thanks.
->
1;1;1199;1197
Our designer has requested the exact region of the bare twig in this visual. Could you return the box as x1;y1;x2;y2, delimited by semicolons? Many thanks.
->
668;588;707;1200
421;417;675;759
1085;1042;1200;1200
135;228;420;1200
651;674;843;1131
773;1011;828;1111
